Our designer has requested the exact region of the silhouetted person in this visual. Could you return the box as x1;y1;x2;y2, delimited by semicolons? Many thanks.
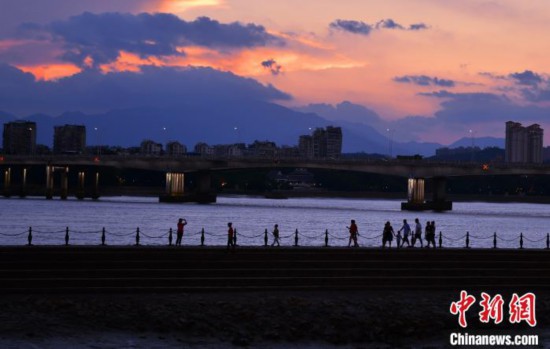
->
176;218;187;246
227;222;235;250
395;229;402;249
398;219;411;248
382;221;395;248
271;224;280;247
426;220;437;248
412;218;423;247
347;219;359;247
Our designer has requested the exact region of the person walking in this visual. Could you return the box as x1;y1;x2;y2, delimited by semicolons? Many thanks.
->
397;219;411;248
347;219;359;247
412;218;423;248
227;222;235;250
426;220;437;248
382;221;395;248
395;229;402;249
271;224;280;247
424;221;431;247
175;218;187;246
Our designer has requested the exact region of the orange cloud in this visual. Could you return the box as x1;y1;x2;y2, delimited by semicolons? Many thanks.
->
155;0;226;14
17;64;81;81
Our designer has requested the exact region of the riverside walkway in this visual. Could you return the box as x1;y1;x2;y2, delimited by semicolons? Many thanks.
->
0;246;549;293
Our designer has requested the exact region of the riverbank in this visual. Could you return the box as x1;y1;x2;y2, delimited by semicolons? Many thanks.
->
0;290;548;348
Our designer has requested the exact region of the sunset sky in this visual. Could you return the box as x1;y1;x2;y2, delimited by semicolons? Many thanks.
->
1;0;550;145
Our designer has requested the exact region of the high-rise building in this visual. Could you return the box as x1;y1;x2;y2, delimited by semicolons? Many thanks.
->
326;126;343;158
140;139;163;155
527;124;543;163
53;124;86;154
299;126;342;158
166;141;187;156
312;128;327;158
505;121;543;163
3;121;36;155
298;135;314;158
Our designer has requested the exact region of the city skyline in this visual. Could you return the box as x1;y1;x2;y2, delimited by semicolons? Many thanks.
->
1;1;550;146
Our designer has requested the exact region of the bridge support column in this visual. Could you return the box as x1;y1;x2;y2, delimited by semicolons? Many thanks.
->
407;177;425;204
430;176;452;211
60;167;68;200
19;168;27;198
159;171;216;203
165;172;185;197
3;168;11;197
45;165;53;199
401;176;452;211
77;172;85;199
92;172;100;200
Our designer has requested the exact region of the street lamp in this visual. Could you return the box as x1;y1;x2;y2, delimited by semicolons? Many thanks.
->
386;128;394;159
94;127;100;157
162;126;167;155
27;127;34;156
233;126;240;143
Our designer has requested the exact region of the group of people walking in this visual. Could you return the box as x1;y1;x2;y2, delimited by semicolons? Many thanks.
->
175;217;438;248
381;218;437;248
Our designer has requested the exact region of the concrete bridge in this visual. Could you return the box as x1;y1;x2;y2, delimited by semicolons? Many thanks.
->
2;155;550;209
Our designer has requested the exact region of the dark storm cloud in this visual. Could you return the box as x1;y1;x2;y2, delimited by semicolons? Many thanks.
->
0;0;152;37
331;18;429;35
414;89;550;123
509;70;543;86
329;20;373;35
261;59;282;75
480;70;550;102
0;63;291;115
394;75;455;87
18;12;284;67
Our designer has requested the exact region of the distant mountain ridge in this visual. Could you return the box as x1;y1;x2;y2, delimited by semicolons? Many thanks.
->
1;102;503;156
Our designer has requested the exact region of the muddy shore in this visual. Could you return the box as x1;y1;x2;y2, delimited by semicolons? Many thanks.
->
0;290;548;348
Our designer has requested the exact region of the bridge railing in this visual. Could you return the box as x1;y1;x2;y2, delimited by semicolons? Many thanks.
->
0;227;549;249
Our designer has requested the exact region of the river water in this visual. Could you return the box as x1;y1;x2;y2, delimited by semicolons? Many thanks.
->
0;195;548;248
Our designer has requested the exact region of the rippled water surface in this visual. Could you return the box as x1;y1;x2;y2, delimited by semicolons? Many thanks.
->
0;195;548;248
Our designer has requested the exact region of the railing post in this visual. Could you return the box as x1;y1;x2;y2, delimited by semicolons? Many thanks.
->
493;232;497;249
136;227;140;246
438;231;442;248
65;227;69;246
168;228;173;246
27;227;32;246
520;233;524;249
547;233;549;250
233;228;237;246
201;228;205;246
294;229;299;247
264;229;268;247
101;227;106;246
325;229;329;247
465;231;470;248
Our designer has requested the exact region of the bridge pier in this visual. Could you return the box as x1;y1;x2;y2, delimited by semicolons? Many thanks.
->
45;165;71;200
46;166;53;199
19;168;27;197
159;171;216;203
92;172;100;199
60;167;68;200
3;168;11;197
77;172;85;199
401;177;452;211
